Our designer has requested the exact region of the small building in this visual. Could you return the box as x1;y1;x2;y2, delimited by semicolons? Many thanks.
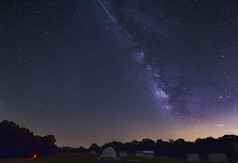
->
208;153;229;162
97;147;120;163
143;150;154;159
186;154;200;162
135;151;143;157
119;151;127;157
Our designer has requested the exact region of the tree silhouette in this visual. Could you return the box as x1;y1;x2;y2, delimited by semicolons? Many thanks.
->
94;135;238;161
2;119;238;161
0;120;56;158
89;143;100;153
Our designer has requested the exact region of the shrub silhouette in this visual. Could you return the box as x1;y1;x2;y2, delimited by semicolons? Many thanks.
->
0;120;57;158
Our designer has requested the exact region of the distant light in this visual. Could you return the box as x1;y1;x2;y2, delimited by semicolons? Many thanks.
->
25;154;37;160
16;154;38;161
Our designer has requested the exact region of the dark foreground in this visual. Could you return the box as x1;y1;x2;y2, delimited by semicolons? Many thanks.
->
0;153;223;163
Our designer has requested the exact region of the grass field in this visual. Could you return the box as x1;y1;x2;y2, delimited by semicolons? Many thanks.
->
0;153;212;163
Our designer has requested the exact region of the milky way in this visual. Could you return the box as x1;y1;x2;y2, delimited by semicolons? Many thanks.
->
99;0;208;122
1;0;238;147
96;0;238;129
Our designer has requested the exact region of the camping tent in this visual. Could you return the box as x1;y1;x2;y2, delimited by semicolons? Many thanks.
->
97;147;120;163
208;153;229;162
186;154;200;162
143;150;154;159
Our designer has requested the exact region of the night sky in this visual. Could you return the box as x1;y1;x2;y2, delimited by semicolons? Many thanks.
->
1;0;238;147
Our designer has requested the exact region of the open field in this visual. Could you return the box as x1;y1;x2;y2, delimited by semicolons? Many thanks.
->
0;153;213;163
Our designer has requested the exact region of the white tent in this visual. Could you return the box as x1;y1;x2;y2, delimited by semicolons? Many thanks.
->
143;150;154;159
208;153;229;162
97;147;120;163
186;154;200;162
101;147;117;158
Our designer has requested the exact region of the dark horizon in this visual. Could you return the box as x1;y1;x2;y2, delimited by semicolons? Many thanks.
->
1;119;238;160
1;119;237;149
1;0;238;147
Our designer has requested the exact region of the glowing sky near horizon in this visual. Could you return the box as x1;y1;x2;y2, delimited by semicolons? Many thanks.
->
0;0;238;147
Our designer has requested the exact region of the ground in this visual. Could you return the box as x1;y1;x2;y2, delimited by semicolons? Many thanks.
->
0;153;224;163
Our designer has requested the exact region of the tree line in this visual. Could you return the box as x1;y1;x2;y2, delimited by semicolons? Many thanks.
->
0;120;57;158
1;120;238;161
59;136;238;161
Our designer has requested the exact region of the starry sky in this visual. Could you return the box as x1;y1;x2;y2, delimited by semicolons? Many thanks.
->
1;0;238;147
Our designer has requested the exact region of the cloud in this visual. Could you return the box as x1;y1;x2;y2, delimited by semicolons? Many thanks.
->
215;124;226;127
225;129;238;134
